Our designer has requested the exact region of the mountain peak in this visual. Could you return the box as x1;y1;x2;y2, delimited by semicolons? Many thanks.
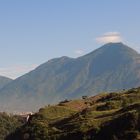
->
104;42;124;45
84;42;138;60
101;42;139;57
101;42;132;50
101;42;137;52
81;42;140;77
104;42;124;46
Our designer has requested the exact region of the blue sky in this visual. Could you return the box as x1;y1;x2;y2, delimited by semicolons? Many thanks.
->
0;0;140;78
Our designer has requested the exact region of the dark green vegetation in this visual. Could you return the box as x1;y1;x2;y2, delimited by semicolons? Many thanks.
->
0;112;23;140
0;76;12;89
1;42;140;111
6;87;140;140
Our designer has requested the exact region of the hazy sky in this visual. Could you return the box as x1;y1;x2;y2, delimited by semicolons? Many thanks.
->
0;0;140;78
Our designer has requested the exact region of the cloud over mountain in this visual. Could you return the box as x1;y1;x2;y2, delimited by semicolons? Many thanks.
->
96;32;122;44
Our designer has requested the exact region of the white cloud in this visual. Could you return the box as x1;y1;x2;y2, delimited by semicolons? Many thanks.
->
74;49;84;56
0;64;38;79
95;32;122;44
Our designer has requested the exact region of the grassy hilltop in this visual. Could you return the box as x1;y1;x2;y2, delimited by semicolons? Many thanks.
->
6;87;140;140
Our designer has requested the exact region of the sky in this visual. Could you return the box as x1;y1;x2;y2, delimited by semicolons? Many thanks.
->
0;0;140;79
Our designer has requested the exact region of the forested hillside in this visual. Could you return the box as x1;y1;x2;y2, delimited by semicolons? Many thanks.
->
6;87;140;140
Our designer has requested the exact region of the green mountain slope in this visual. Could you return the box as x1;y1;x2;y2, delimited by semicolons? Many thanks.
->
1;42;140;111
6;87;140;140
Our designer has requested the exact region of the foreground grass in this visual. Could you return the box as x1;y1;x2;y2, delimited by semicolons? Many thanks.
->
6;87;140;140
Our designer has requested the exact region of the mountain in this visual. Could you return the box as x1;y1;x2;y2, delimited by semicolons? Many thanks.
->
1;42;140;111
6;87;140;140
0;76;12;89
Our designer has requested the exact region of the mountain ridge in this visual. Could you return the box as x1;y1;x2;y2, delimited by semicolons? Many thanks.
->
1;42;140;112
0;76;12;89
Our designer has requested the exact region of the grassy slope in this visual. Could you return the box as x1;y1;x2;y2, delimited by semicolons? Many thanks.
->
7;87;140;140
